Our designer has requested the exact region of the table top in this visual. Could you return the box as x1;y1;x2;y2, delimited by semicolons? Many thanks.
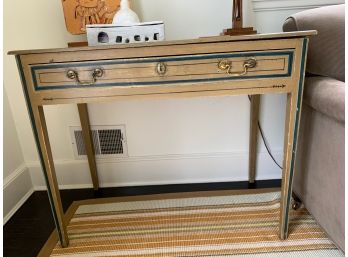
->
9;31;316;56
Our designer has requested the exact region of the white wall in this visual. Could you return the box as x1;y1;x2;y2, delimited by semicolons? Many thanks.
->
3;90;33;223
3;91;25;180
4;0;343;190
251;0;344;33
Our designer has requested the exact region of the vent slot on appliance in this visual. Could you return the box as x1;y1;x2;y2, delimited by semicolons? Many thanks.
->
70;125;127;159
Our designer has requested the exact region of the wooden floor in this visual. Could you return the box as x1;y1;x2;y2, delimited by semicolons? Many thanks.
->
3;180;280;257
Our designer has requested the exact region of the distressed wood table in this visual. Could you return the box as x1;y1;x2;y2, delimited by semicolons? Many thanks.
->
10;31;315;247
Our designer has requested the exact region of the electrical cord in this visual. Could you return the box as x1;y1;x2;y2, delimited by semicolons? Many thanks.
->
248;95;283;169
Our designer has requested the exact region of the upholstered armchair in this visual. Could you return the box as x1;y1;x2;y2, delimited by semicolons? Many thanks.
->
283;4;345;251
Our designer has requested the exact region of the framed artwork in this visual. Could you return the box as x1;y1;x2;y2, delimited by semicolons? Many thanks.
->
61;0;121;34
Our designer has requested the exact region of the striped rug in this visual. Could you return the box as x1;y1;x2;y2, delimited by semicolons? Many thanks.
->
44;190;344;257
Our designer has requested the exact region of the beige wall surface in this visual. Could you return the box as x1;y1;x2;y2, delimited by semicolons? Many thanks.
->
4;0;343;189
4;0;86;162
3;90;33;222
3;90;24;179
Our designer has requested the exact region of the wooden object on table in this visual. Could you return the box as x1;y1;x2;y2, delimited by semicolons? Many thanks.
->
68;42;99;190
61;0;121;34
67;42;88;47
222;0;257;36
10;30;316;246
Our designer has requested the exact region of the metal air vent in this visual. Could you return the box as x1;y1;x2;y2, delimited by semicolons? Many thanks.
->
70;125;127;159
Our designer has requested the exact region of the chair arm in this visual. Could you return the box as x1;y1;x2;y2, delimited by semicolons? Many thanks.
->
283;4;345;82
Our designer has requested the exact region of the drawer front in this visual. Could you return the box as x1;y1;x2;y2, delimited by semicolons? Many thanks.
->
31;50;293;91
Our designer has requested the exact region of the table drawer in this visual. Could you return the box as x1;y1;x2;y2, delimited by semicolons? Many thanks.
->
31;50;293;91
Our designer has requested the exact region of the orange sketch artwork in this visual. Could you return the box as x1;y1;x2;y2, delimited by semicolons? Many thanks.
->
61;0;121;34
75;0;118;31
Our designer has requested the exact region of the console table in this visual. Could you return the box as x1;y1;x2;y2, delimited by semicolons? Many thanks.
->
10;31;315;247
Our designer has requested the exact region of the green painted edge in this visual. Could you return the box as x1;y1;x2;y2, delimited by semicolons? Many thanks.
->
15;55;64;244
283;38;309;232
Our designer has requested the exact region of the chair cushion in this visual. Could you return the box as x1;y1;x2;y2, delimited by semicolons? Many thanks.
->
283;4;345;82
303;76;345;122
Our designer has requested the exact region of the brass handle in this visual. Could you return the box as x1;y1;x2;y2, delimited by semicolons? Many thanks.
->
66;68;104;86
218;58;257;76
156;62;167;75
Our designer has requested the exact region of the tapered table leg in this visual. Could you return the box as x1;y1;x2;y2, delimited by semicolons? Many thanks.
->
32;105;69;247
78;103;99;190
279;93;298;239
279;38;308;240
248;95;260;183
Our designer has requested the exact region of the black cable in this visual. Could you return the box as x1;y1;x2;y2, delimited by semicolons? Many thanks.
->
248;95;283;170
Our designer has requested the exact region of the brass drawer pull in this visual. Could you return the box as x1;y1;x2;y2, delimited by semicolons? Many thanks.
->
218;58;257;76
156;62;167;75
66;68;104;86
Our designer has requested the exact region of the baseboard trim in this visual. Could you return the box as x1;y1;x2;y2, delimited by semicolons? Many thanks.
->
33;174;282;191
28;150;283;190
34;180;245;191
26;150;283;166
4;188;34;224
4;164;34;224
4;163;28;189
34;184;92;191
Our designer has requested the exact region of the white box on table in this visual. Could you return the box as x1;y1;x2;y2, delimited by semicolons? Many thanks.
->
86;21;165;46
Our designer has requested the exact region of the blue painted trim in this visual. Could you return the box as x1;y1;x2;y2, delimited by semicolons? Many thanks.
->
31;51;294;91
15;56;64;245
284;38;308;231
